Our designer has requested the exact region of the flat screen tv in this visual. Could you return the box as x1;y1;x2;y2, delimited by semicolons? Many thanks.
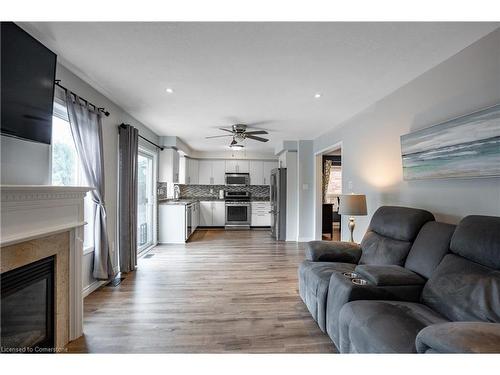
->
1;22;57;145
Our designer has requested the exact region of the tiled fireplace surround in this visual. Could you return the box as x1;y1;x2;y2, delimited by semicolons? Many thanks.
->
0;186;91;349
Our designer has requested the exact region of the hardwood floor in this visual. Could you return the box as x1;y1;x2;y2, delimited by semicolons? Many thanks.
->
66;229;336;353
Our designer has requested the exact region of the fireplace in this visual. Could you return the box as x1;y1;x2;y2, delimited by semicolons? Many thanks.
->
1;256;55;352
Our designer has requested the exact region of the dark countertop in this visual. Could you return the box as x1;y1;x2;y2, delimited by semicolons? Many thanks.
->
159;197;270;205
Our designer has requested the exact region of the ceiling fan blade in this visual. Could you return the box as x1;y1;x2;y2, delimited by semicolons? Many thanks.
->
205;135;234;139
219;128;234;133
246;121;271;128
246;135;269;142
244;130;268;135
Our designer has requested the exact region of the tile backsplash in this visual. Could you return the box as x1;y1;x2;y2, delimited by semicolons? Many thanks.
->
158;183;270;200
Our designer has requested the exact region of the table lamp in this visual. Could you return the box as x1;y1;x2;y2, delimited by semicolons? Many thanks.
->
339;194;367;242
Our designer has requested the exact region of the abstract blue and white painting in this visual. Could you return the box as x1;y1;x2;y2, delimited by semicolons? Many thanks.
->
401;104;500;180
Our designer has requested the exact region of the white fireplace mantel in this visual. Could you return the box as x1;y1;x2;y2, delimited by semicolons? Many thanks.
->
1;185;92;341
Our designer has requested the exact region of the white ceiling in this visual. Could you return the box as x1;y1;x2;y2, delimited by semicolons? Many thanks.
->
21;22;498;153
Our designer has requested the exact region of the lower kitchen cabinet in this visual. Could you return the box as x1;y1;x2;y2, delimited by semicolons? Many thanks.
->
159;204;187;244
199;201;225;227
251;201;271;227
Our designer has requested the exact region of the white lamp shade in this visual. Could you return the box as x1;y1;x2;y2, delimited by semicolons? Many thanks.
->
339;194;367;216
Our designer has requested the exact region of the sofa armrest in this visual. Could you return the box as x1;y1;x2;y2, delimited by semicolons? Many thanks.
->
305;241;362;263
416;322;500;353
354;265;426;286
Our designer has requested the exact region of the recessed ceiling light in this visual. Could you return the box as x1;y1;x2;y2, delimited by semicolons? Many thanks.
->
314;93;322;99
165;88;174;94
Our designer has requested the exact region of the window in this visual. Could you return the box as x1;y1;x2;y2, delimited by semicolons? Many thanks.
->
51;101;95;252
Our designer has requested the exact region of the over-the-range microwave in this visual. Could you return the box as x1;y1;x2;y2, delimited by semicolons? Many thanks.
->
225;173;250;186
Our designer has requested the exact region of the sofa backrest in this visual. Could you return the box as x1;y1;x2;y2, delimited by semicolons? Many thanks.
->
421;215;500;322
404;221;456;279
358;206;435;266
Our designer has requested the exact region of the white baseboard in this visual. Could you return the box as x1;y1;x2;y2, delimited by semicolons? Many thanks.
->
298;237;314;242
82;279;107;298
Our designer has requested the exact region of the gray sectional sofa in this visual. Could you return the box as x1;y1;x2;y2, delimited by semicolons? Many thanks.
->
298;206;435;332
299;207;500;353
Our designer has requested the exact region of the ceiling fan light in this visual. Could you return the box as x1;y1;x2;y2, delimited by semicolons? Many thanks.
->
229;143;244;149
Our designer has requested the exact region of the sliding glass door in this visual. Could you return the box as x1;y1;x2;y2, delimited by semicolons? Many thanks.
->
137;149;155;253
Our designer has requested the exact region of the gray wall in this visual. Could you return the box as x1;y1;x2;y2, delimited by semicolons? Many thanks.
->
313;28;500;242
297;140;315;241
1;136;51;184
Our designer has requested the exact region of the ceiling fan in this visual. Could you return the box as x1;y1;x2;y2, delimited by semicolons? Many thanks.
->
206;124;269;147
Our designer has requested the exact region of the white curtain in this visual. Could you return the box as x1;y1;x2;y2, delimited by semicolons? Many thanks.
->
66;91;113;279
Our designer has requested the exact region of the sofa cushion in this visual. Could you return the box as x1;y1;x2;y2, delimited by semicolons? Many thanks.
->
421;254;500;322
450;215;500;270
338;300;447;353
404;221;455;278
354;265;426;286
298;261;356;332
416;322;500;353
305;241;361;263
359;231;412;266
326;271;424;348
367;206;435;242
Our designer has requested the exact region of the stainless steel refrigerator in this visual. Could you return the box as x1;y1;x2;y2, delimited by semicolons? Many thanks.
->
270;168;287;241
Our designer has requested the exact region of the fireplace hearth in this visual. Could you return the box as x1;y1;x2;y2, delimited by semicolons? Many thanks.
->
1;256;55;352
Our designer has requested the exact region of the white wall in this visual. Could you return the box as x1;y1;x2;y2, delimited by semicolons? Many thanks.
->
312;28;500;242
297;140;315;241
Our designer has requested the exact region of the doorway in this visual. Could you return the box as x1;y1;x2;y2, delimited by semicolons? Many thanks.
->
137;148;156;253
314;143;342;241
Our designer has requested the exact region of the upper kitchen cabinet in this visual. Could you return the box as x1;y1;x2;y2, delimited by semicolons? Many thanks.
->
198;160;225;185
248;160;278;185
212;160;226;184
185;157;199;184
262;161;278;185
225;159;249;173
249;160;264;185
159;148;180;183
198;159;212;185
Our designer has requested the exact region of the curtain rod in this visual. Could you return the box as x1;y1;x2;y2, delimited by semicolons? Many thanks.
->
119;123;164;151
55;80;110;117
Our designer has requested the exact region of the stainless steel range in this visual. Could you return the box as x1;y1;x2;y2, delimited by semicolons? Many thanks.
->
225;191;251;229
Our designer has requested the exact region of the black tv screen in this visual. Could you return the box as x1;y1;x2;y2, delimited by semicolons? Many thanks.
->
1;22;57;145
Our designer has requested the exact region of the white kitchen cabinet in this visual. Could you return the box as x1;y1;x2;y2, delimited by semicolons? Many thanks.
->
263;161;278;185
198;160;213;185
251;201;271;227
198;160;225;185
199;201;225;226
192;202;200;231
159;204;186;243
159;149;180;183
211;160;226;184
249;161;264;185
225;159;249;173
225;160;238;173
185;158;199;184
199;201;213;226
212;201;226;226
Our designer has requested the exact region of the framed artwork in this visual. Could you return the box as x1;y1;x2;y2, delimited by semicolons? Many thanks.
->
401;104;500;180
